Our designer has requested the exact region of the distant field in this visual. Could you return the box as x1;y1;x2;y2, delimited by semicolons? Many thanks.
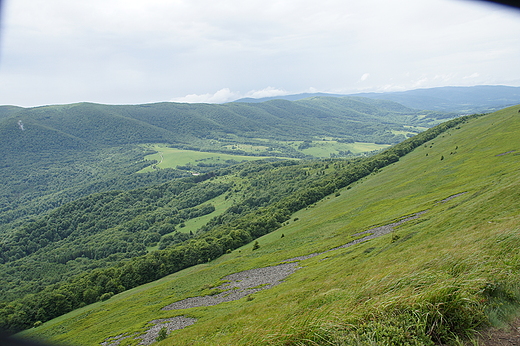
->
138;142;391;174
300;141;390;157
138;145;276;173
178;189;235;235
146;190;236;252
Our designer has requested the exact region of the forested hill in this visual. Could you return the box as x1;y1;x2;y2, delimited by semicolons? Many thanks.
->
0;96;450;152
0;96;451;232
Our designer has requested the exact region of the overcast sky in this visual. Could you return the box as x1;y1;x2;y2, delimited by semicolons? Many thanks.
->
0;0;519;107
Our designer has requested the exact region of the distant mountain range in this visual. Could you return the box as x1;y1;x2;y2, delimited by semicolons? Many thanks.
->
234;85;520;114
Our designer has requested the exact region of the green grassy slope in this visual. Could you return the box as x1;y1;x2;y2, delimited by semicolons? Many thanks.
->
21;106;520;345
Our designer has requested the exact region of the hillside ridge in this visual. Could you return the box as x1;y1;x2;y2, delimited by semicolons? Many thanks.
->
15;105;520;345
235;85;520;114
0;112;475;336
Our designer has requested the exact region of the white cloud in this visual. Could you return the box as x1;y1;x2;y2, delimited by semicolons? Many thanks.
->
464;72;481;79
412;77;430;88
360;73;370;82
171;87;289;103
171;88;238;104
244;87;289;99
0;0;519;106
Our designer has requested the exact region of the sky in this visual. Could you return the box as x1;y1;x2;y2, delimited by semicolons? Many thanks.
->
0;0;519;107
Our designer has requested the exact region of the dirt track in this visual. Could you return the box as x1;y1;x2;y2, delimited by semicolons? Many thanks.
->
476;318;520;346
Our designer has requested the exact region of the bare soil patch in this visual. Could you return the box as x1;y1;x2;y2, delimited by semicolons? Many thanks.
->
475;318;520;346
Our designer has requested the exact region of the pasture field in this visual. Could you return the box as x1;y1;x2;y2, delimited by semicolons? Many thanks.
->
299;140;389;157
177;191;235;235
138;145;275;172
139;140;390;174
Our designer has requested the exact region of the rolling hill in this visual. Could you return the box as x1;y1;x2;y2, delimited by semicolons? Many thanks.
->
235;85;520;114
1;97;448;151
0;96;450;234
11;105;520;345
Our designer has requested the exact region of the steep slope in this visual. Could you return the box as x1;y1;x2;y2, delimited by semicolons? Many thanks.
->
0;116;468;335
18;105;520;345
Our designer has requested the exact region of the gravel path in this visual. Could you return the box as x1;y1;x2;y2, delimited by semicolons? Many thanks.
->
438;192;467;203
282;211;427;262
102;317;198;346
135;317;197;345
162;262;299;310
496;150;516;157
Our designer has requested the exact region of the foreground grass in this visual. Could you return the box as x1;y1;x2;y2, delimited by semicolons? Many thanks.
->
22;106;520;345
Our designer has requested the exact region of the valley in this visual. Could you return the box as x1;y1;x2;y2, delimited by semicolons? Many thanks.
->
1;96;442;234
1;94;520;345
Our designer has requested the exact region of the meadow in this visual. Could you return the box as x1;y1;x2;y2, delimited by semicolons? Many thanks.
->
20;106;520;345
298;140;389;157
139;145;270;171
139;141;390;174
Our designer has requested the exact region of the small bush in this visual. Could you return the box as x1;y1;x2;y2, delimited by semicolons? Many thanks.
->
156;327;168;341
99;292;114;301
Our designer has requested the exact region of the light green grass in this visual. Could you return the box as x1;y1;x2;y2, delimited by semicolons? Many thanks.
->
139;141;390;173
138;145;274;173
177;191;235;235
301;140;389;157
22;106;520;345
